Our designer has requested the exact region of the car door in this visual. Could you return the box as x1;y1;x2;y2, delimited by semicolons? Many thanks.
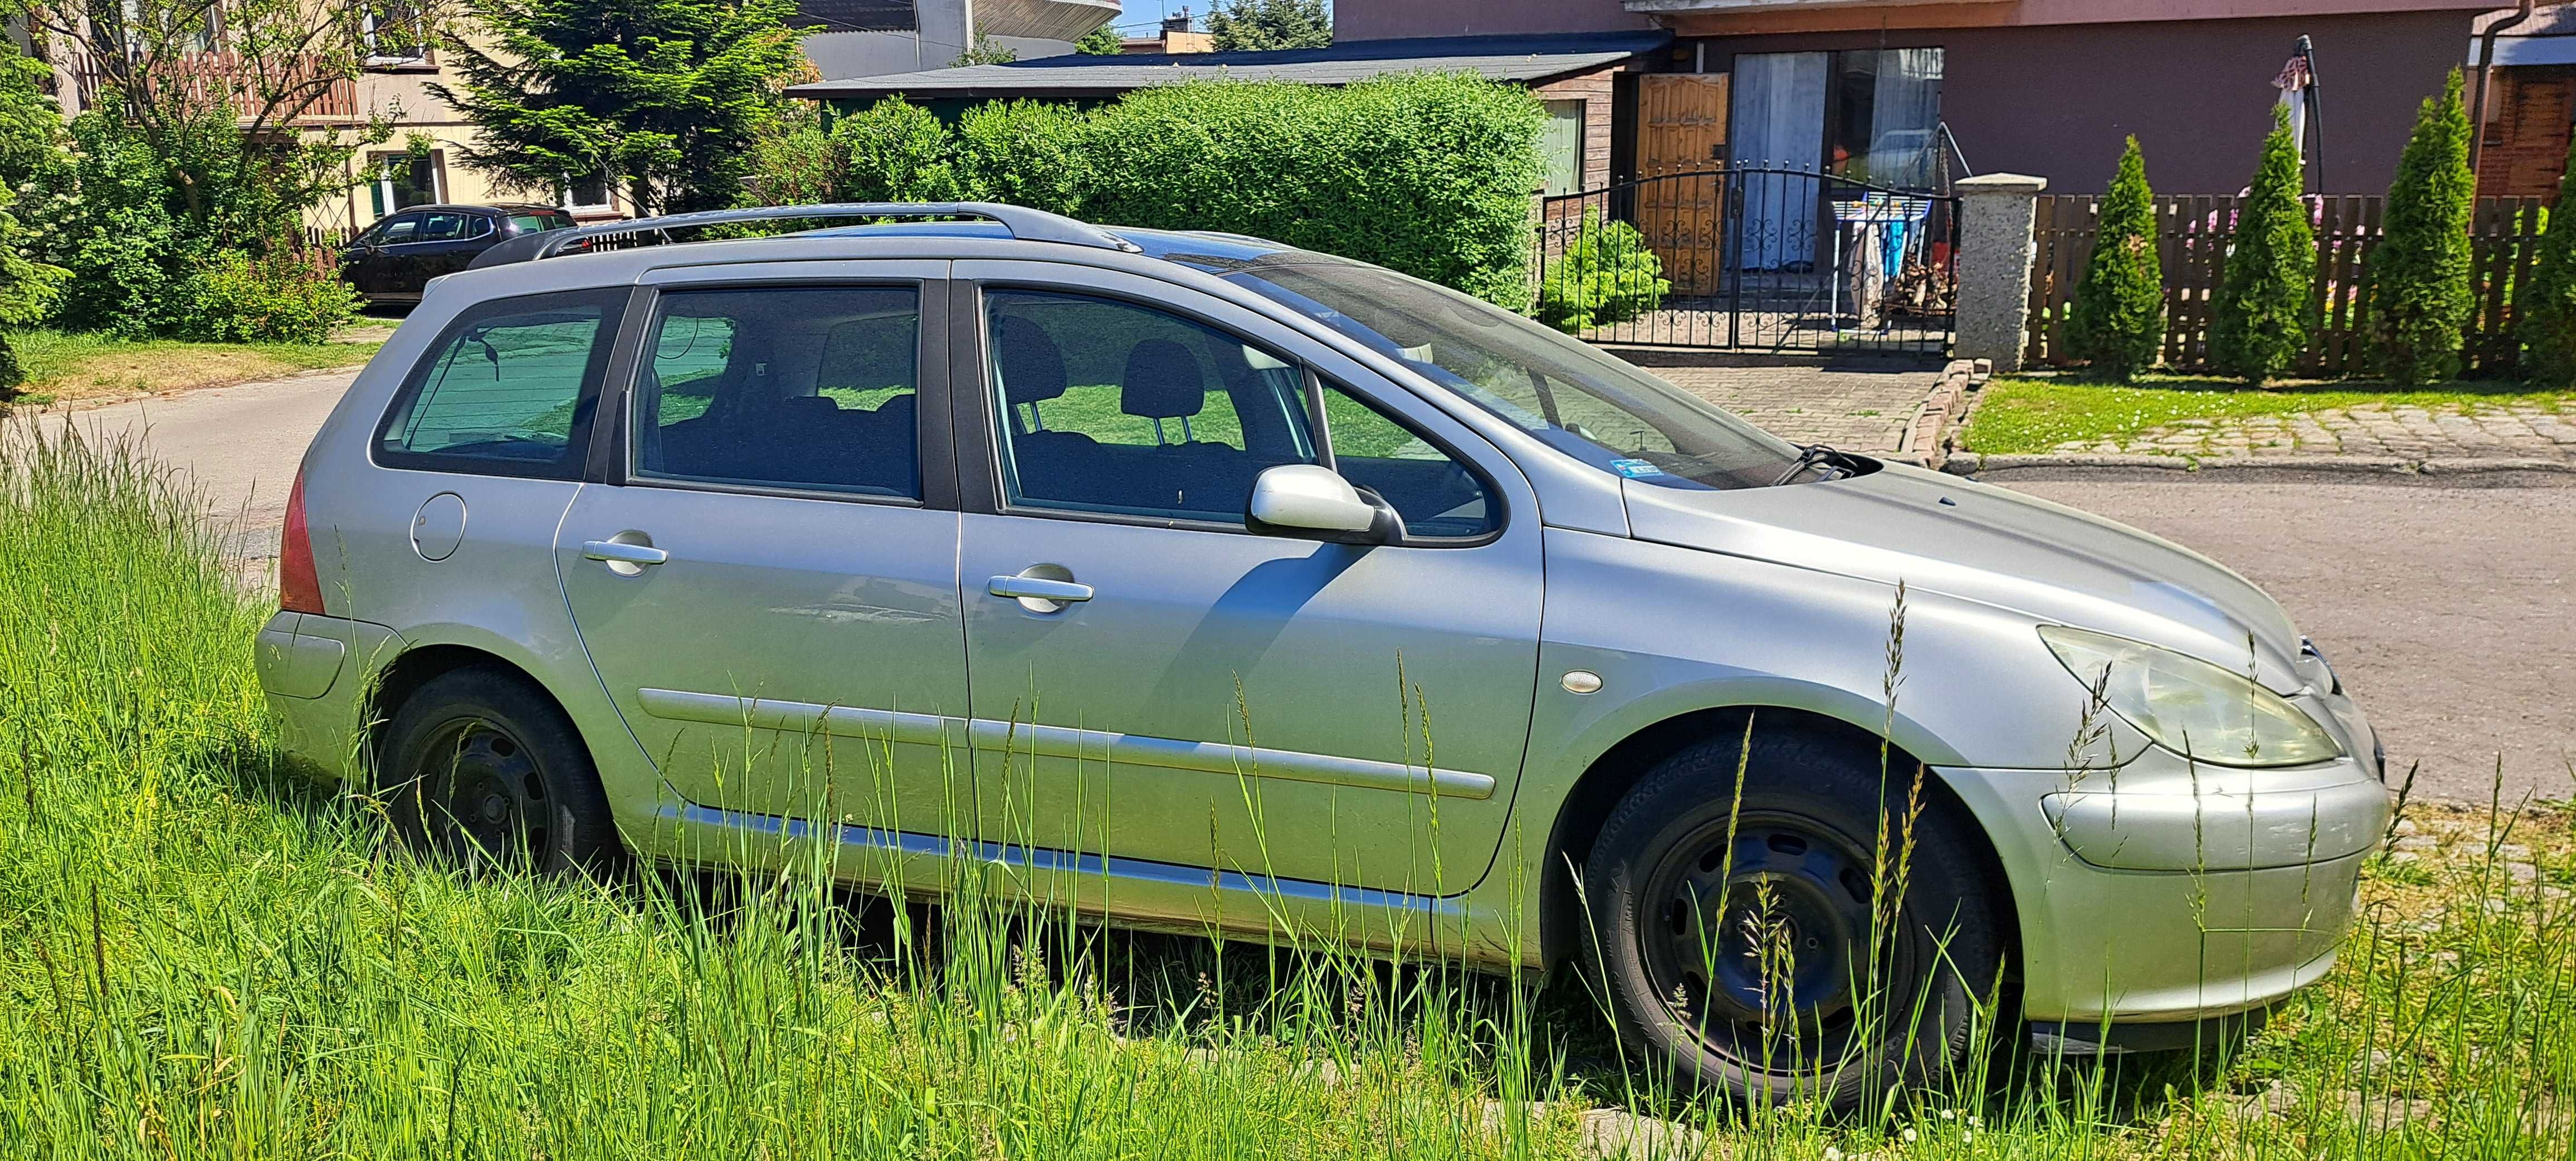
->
345;212;421;297
390;211;480;296
555;264;975;840
952;264;1545;896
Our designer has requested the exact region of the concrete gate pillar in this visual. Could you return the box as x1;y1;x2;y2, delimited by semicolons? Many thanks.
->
1953;173;2047;373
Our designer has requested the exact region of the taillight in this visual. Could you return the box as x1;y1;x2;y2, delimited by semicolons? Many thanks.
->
280;467;325;614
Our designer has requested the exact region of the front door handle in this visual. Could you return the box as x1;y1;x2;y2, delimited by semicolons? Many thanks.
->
582;539;669;574
987;575;1093;604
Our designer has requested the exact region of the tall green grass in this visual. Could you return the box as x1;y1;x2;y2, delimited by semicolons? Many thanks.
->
2;419;2571;1158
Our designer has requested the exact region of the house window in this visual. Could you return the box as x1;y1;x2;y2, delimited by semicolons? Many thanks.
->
1541;99;1587;196
369;150;441;217
561;171;614;213
360;5;432;67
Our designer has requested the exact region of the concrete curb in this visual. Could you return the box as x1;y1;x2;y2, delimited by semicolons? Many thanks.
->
1944;450;2576;486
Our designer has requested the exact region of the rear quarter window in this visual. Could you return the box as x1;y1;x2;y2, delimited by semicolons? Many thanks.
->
374;289;630;479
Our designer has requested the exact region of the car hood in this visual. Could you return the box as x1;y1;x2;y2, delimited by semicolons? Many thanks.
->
1620;464;2311;692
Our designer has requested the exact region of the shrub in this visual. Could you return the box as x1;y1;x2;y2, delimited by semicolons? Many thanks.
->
1535;212;1668;333
2363;70;2477;386
185;245;362;344
1076;75;1544;305
782;75;1546;306
2212;106;2318;385
953;100;1091;216
827;97;959;203
2067;136;2164;380
2519;136;2576;387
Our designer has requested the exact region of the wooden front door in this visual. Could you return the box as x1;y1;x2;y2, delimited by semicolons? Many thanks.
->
1636;74;1730;295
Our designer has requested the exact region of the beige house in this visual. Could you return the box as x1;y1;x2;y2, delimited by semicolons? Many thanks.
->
42;14;642;234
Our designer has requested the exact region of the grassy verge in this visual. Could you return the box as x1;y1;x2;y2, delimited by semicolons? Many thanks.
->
1;324;393;408
2;423;2571;1157
1962;376;2576;456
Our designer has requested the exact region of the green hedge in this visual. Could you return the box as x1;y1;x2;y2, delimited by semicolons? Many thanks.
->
773;75;1546;306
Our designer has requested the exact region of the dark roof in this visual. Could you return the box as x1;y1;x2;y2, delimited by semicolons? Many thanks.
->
786;31;1671;100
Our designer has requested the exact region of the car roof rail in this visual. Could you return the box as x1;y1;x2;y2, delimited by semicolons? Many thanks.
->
466;202;1141;270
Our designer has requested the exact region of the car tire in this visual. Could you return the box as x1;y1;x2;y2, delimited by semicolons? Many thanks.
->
379;666;623;876
1581;726;2004;1111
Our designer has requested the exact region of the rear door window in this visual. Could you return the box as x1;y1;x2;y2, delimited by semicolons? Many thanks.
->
632;286;924;500
375;289;626;479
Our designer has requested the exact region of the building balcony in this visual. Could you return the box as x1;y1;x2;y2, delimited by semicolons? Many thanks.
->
978;0;1121;42
71;49;360;124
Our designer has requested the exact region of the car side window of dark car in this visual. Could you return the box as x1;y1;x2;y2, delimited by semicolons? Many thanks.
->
630;286;924;501
374;289;627;480
370;213;422;246
416;211;475;242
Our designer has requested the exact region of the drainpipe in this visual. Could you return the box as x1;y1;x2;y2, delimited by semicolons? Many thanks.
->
2469;0;2540;183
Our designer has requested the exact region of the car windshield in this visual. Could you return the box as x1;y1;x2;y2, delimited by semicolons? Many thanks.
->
509;213;573;233
1193;253;1806;490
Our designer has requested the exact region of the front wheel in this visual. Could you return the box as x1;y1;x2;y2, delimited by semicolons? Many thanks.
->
1582;729;2004;1111
378;666;623;875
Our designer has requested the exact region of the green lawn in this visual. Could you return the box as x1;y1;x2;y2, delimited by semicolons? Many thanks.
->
3;423;2572;1157
3;324;394;407
1962;375;2576;455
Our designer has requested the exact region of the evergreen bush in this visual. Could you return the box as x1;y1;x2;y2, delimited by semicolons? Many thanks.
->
2067;136;2164;380
2519;136;2576;387
1535;212;1669;333
2363;69;2477;386
2212;106;2318;384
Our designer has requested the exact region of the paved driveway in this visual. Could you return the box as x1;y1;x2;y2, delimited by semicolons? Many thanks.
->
42;367;2569;806
35;368;362;563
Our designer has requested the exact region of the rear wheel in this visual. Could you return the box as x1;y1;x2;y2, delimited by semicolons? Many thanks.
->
1582;728;2004;1111
379;666;622;875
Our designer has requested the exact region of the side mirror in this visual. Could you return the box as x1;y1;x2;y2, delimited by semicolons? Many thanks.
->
1246;464;1401;546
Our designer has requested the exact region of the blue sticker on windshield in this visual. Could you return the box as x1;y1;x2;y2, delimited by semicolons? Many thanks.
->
1609;458;1668;479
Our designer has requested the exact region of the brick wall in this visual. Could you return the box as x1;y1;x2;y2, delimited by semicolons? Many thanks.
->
2479;66;2576;200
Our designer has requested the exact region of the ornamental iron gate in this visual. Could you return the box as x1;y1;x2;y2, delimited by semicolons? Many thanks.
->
1535;167;1959;355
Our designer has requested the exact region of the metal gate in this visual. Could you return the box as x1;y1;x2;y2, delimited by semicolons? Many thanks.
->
1533;167;1960;355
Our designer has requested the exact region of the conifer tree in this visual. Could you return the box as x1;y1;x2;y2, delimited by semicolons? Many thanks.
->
2068;136;2164;380
2212;106;2318;384
432;0;809;216
2519;134;2576;387
2362;69;2477;386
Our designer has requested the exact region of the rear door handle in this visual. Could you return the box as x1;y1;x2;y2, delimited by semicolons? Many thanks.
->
987;575;1092;603
583;540;669;567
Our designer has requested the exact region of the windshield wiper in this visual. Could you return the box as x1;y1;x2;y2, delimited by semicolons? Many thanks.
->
1771;443;1848;486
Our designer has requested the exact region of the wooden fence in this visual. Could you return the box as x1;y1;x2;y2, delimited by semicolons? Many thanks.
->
2024;194;2550;377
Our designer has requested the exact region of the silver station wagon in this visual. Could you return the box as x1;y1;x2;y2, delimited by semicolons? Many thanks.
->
260;203;2391;1108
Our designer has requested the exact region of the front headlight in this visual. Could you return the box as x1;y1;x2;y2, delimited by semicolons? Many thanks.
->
2039;625;2342;768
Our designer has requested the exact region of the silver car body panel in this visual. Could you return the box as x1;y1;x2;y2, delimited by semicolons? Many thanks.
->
261;223;2392;1031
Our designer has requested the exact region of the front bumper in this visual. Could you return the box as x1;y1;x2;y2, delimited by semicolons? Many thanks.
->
1934;723;2389;1026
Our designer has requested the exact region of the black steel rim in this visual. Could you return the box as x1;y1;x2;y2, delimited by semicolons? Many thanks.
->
1636;809;1907;1074
414;716;554;869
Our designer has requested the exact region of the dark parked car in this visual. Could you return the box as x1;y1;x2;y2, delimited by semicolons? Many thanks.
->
341;204;575;304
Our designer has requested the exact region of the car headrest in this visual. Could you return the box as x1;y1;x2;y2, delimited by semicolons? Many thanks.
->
1119;339;1206;421
774;394;840;417
993;317;1069;406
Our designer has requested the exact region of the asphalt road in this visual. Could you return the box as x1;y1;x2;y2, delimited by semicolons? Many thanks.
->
40;370;2572;804
2006;477;2573;807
